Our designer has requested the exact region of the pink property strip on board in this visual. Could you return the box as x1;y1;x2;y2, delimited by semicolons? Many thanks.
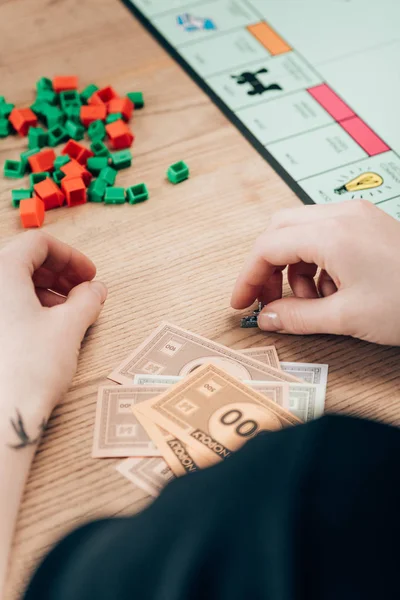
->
340;117;390;156
307;84;355;121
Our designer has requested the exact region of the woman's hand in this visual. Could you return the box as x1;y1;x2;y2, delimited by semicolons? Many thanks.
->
0;231;107;417
231;201;400;346
0;231;107;594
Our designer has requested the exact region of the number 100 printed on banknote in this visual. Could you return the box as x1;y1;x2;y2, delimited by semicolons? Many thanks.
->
134;363;301;465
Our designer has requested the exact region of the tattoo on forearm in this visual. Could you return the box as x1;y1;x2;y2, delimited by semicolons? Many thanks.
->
8;410;47;450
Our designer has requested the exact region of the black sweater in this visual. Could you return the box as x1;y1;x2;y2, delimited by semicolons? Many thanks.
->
24;415;400;599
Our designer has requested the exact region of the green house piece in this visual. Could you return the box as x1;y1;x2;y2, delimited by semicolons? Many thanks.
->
126;183;149;204
167;161;189;184
104;187;126;204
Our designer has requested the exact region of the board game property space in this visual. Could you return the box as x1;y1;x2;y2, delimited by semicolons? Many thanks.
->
124;0;400;221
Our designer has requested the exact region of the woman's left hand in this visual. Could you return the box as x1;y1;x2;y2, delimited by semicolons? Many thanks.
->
0;231;107;418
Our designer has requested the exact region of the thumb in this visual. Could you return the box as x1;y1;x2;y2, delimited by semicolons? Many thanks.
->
60;280;108;339
258;295;346;336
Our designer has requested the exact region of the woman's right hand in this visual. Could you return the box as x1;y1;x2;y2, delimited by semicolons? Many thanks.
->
231;201;400;346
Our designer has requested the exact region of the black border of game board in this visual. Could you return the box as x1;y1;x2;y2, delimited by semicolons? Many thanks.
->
119;0;315;206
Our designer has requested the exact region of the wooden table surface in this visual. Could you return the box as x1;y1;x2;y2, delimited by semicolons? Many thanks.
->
1;0;399;597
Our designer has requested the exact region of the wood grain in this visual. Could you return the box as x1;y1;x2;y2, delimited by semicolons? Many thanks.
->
0;1;399;597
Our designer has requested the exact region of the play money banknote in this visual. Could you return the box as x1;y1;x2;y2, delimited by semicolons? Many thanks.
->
117;457;175;497
109;322;299;385
240;348;329;387
134;374;290;410
136;412;209;476
134;375;323;422
133;363;301;465
239;348;328;402
280;362;329;386
239;346;280;370
92;385;169;458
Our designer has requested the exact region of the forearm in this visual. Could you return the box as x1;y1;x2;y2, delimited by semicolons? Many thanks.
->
0;392;51;598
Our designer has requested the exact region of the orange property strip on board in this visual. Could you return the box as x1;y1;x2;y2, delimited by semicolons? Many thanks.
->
247;22;291;55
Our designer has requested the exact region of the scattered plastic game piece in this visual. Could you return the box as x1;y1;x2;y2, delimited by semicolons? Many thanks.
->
90;140;109;157
65;120;85;141
36;89;57;105
28;127;48;149
110;150;132;170
11;189;31;208
29;172;50;190
60;159;92;186
80;84;99;104
36;77;53;92
107;97;134;121
80;104;107;127
52;76;79;93
28;148;56;173
167;161;189;184
4;160;25;178
87;157;108;175
19;196;45;228
105;112;123;125
0;119;11;138
64;104;81;123
88;120;106;142
0;103;15;119
54;155;70;169
126;183;149;204
34;178;64;210
20;148;39;172
61;176;87;207
90;86;118;106
88;178;107;203
98;166;117;186
62;140;93;165
42;105;64;128
105;120;134;149
104;187;126;204
127;92;144;109
9;107;38;136
48;124;68;146
53;170;65;185
59;90;81;112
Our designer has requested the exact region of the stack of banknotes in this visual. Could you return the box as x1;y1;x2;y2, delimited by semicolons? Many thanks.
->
92;322;328;498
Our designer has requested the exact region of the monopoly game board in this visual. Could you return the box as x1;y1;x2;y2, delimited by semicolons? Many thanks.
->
123;0;400;221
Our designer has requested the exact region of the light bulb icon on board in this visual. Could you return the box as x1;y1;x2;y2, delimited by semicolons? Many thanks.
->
334;172;384;195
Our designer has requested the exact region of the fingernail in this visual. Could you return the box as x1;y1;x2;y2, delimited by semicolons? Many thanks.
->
258;311;282;331
89;281;108;303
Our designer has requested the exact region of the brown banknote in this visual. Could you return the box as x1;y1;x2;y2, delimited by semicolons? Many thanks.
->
240;346;280;370
134;363;301;465
133;375;325;422
92;385;169;458
134;374;290;410
117;457;175;497
136;413;209;476
109;322;299;385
